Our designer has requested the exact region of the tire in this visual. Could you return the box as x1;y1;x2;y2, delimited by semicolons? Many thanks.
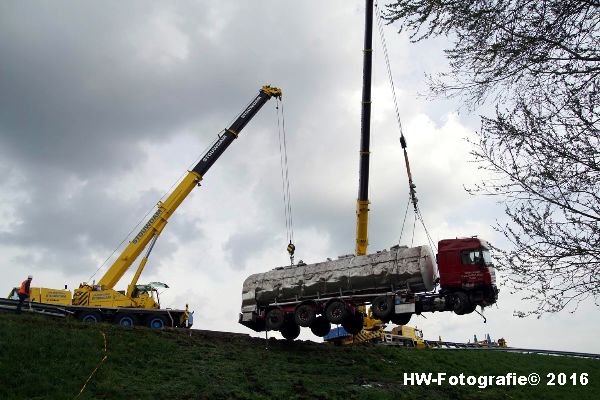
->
280;321;300;341
464;302;477;315
342;311;364;335
265;308;285;331
453;292;471;315
390;312;412;325
310;316;331;337
325;300;349;325
116;313;137;327
145;314;168;329
294;304;316;327
79;312;102;323
371;296;393;321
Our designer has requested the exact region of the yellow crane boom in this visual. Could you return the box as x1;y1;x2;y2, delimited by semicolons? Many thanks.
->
73;85;282;308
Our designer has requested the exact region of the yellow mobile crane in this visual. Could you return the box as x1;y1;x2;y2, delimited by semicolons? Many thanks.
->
7;85;282;328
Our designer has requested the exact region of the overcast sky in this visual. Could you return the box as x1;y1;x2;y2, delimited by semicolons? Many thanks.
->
1;0;598;352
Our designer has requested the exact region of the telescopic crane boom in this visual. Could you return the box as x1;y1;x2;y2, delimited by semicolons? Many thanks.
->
355;0;374;257
73;85;282;308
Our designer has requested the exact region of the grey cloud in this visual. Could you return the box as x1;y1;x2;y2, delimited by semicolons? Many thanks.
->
224;228;270;271
0;1;362;178
0;160;202;275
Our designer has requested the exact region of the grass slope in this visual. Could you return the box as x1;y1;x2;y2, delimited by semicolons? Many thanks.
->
0;313;598;399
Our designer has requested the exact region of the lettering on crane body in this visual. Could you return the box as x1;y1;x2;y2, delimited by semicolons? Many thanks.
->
46;292;68;299
132;209;163;244
91;293;112;300
202;135;228;163
240;96;262;119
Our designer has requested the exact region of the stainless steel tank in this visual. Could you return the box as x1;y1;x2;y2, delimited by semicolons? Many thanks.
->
241;244;436;311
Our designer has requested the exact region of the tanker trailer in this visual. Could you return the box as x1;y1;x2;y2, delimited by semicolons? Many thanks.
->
238;237;498;340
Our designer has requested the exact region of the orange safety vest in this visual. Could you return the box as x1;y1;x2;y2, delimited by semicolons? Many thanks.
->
18;279;30;295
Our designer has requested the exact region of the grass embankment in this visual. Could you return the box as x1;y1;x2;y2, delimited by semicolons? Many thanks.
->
0;312;598;399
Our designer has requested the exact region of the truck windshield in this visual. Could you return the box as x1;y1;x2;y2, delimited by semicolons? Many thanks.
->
482;249;493;266
461;250;483;265
461;248;493;266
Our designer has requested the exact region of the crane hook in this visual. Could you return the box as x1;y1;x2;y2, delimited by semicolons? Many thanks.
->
287;241;295;266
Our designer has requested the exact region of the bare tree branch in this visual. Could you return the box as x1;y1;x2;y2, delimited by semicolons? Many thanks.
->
385;0;600;315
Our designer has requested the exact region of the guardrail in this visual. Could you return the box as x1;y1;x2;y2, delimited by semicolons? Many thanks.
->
0;297;72;318
424;340;600;359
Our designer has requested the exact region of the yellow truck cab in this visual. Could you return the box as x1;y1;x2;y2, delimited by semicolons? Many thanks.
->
388;325;426;348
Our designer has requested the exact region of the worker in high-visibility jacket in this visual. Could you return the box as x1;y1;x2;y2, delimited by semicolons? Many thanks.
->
16;275;33;314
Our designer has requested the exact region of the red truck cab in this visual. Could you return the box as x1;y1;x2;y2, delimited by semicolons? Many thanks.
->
436;237;498;314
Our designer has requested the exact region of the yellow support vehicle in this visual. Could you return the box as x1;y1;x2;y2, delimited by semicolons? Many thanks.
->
386;325;426;348
324;308;425;348
324;320;426;348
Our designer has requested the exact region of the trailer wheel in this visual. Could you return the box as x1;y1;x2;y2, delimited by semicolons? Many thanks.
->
79;312;102;323
342;311;364;335
310;316;331;337
325;300;349;325
294;304;316;327
453;292;471;315
265;308;285;331
371;296;393;321
280;321;300;341
146;314;167;329
116;314;137;327
390;312;412;325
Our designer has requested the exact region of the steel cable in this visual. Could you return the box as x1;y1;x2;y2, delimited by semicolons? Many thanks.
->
375;0;438;250
276;98;295;248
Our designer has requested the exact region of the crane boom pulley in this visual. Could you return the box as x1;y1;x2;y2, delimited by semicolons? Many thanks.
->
400;134;418;213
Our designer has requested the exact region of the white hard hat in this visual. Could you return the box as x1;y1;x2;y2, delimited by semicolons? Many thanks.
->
27;275;33;279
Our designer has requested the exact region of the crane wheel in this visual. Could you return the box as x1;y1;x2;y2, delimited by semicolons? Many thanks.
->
371;296;393;321
325;300;349;325
116;314;137;327
390;312;412;325
294;304;316;327
145;314;168;329
342;311;364;335
280;321;300;341
265;308;285;331
79;312;102;323
310;316;331;337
